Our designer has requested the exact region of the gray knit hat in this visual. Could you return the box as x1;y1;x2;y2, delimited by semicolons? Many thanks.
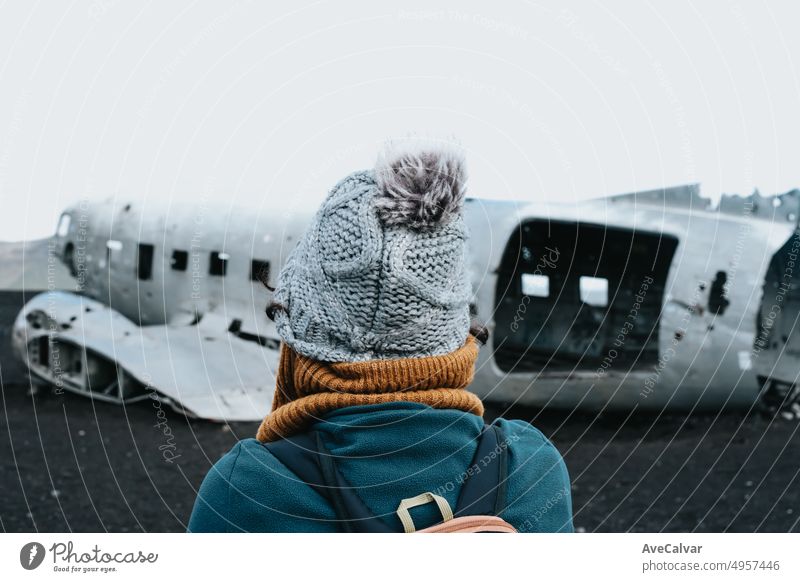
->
272;139;472;362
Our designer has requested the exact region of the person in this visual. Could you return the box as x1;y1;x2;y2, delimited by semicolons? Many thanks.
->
188;139;573;533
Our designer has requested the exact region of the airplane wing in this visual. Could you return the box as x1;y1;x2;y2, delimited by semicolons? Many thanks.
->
12;291;276;422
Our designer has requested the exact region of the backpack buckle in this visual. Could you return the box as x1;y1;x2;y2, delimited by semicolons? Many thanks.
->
396;492;454;533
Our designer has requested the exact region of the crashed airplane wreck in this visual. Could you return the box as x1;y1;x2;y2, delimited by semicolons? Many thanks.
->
12;184;800;421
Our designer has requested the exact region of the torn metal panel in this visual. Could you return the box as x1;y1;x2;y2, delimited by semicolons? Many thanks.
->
752;227;800;407
12;291;275;421
464;185;799;411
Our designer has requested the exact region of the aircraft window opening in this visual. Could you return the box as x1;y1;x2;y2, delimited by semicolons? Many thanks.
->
63;242;79;277
56;214;71;237
171;250;189;271
106;240;122;268
580;276;609;307
493;220;678;374
708;271;730;315
521;273;550;298
251;259;270;283
209;251;228;276
137;243;155;280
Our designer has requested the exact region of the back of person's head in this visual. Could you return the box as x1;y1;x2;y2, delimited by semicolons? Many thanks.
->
269;137;473;362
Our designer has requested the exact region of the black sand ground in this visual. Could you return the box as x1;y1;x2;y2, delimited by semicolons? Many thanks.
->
1;381;798;533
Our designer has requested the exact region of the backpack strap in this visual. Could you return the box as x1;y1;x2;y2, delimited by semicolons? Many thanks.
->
264;423;509;531
263;431;393;532
454;424;509;517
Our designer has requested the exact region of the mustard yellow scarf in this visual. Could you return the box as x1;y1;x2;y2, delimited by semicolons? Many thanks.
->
256;336;484;442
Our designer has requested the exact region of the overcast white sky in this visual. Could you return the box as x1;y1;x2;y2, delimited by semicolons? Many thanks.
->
1;0;799;241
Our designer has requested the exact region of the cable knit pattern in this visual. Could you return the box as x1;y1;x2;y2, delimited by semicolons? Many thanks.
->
256;336;483;442
272;164;472;362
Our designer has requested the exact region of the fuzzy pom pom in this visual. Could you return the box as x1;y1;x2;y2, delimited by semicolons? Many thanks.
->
374;139;467;230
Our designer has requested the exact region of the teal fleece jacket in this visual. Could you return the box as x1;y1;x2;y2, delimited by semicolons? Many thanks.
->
188;402;573;532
